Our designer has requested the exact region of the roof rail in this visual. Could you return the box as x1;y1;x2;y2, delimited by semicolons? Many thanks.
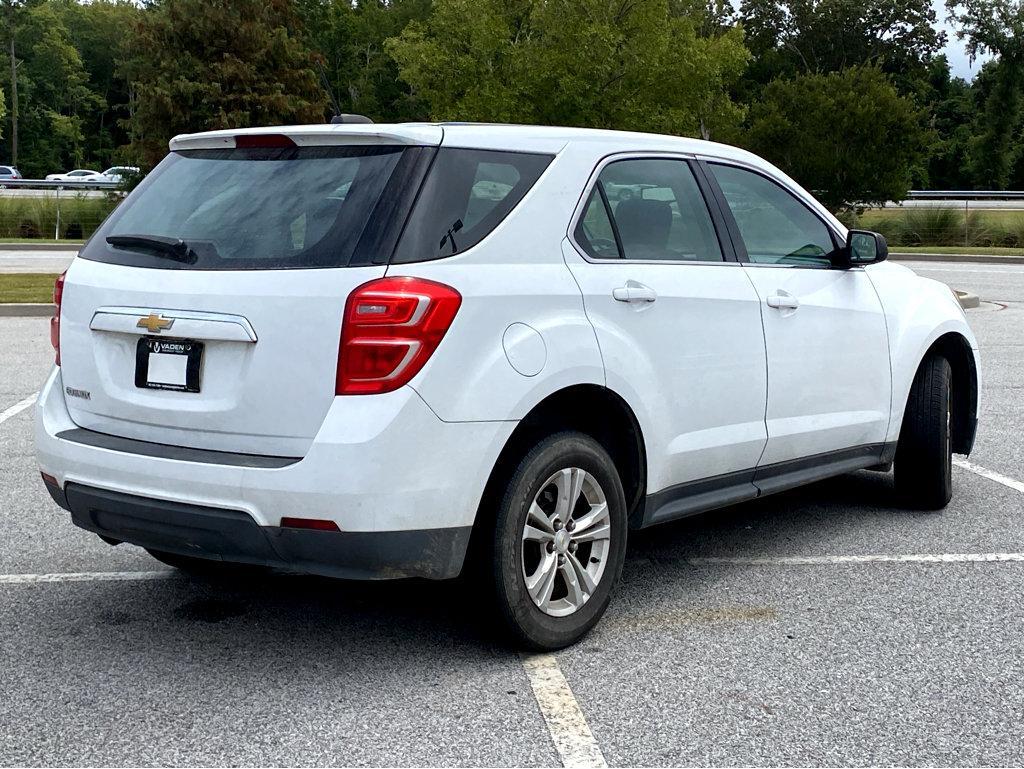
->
330;114;373;125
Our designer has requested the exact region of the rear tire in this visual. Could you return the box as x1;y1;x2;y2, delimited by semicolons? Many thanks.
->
894;355;953;510
145;548;268;577
487;431;627;650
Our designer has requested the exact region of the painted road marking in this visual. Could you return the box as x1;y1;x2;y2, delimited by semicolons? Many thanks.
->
6;549;1024;586
0;393;37;426
954;457;1024;494
521;653;607;769
688;553;1024;566
0;570;177;585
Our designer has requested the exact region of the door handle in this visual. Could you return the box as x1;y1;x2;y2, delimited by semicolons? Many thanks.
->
766;293;799;310
612;282;658;303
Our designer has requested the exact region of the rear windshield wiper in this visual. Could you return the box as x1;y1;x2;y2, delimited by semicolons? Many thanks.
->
106;234;198;264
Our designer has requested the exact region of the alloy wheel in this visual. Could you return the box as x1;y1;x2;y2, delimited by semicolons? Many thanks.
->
521;467;611;617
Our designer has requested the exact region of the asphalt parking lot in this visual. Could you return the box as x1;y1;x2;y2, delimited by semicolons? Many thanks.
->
1;261;1022;767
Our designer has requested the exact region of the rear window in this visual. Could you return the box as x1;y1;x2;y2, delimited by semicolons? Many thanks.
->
80;145;427;270
391;148;552;264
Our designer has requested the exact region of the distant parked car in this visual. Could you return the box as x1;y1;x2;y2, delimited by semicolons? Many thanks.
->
45;169;102;182
101;166;141;183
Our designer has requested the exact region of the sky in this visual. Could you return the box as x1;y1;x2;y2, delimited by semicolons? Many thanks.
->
936;0;991;79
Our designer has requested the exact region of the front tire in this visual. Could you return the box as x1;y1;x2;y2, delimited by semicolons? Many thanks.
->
488;431;627;650
894;355;953;510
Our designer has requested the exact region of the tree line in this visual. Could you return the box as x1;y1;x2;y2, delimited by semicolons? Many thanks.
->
0;0;1021;210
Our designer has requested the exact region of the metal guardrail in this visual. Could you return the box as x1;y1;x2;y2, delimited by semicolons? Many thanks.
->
906;190;1024;200
0;178;120;190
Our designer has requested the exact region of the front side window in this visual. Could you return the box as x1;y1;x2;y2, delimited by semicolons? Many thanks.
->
392;148;553;264
709;164;836;267
576;158;723;262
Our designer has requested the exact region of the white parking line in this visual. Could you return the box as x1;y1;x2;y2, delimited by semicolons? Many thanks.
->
688;552;1024;566
0;392;37;426
0;570;176;585
521;653;607;769
954;457;1024;494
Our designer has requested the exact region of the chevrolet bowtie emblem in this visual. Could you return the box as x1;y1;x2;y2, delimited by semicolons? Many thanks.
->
137;313;174;333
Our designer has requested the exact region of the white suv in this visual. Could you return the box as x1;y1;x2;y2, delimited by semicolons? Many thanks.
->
36;123;980;648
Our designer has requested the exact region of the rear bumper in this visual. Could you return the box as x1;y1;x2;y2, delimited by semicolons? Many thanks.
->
46;482;470;580
36;368;515;579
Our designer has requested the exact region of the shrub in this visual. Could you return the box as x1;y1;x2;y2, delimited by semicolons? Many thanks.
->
0;193;121;240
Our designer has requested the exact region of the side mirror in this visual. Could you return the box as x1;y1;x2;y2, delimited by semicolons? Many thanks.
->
835;229;888;268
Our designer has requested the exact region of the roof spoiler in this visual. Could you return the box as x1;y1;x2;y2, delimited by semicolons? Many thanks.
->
330;114;373;125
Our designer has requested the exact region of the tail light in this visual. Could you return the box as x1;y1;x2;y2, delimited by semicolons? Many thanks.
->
337;277;461;395
51;271;65;365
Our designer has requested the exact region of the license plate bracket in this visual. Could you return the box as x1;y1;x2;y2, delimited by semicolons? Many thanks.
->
135;337;203;393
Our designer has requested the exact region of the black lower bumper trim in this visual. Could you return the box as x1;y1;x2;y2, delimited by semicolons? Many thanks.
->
63;483;470;581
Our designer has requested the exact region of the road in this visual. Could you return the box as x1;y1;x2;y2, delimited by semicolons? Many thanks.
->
0;250;79;274
0;263;1022;766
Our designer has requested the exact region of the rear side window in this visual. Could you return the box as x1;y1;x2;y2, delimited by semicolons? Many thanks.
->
80;145;427;270
575;158;724;262
391;148;552;264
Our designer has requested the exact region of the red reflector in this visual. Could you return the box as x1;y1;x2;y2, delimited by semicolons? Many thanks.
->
337;277;462;395
235;133;296;149
40;472;59;488
51;271;65;365
280;517;340;532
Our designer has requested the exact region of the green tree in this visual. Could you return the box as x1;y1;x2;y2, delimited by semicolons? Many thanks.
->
739;0;945;93
53;0;141;169
120;0;328;167
948;0;1023;188
0;1;101;177
386;0;750;139
299;0;431;122
923;56;977;188
743;67;933;209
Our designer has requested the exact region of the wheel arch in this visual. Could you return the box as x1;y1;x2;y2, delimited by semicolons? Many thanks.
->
467;384;647;561
913;331;978;455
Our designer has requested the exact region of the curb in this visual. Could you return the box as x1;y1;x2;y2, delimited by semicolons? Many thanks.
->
0;243;82;252
0;303;54;317
954;290;981;310
892;252;1024;265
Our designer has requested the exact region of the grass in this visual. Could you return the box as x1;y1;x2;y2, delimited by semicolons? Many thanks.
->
0;193;120;240
848;207;1024;250
0;273;59;303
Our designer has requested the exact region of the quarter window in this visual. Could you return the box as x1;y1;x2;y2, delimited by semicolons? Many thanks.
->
576;158;723;262
392;148;552;264
574;189;619;259
709;164;836;267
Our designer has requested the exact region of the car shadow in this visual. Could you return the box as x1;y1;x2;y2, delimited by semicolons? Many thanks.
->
38;469;912;659
627;468;905;562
